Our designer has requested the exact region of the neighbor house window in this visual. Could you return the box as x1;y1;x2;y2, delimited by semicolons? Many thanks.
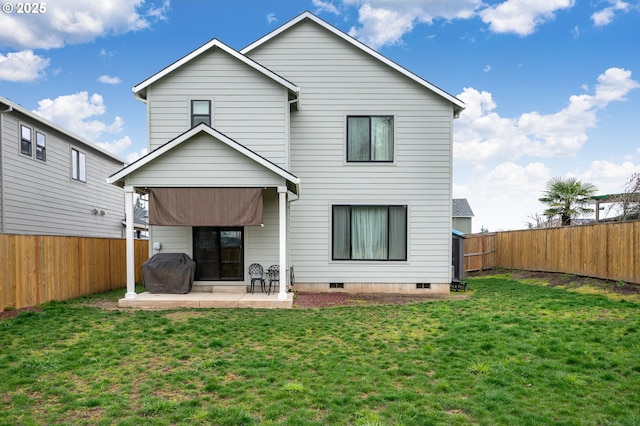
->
36;131;46;161
332;205;407;261
20;125;32;156
71;148;86;182
191;100;211;127
347;116;393;162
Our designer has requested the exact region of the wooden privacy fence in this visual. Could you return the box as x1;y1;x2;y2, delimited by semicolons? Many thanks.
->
1;235;149;311
494;221;640;284
463;232;496;273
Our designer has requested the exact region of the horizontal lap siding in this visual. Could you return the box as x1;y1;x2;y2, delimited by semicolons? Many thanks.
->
147;48;288;167
125;133;284;187
248;21;453;284
2;112;124;237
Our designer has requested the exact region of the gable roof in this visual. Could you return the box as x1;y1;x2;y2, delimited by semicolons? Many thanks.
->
106;123;300;194
132;38;300;101
453;199;474;217
0;96;125;164
241;11;465;117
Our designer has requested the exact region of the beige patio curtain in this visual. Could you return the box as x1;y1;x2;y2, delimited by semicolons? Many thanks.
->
149;187;263;226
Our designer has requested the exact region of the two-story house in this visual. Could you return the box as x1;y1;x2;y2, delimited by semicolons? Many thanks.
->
108;11;465;300
0;96;126;237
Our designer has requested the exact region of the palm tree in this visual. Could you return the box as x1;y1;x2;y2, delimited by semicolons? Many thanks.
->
538;177;598;226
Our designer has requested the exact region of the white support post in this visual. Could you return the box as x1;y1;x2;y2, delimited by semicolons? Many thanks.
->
124;186;137;299
277;186;288;301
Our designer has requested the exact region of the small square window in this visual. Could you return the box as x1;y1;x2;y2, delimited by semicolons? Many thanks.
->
36;132;46;161
347;116;393;162
191;100;211;127
20;125;32;156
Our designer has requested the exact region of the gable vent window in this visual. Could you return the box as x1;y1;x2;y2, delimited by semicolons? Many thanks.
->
20;125;32;156
191;100;211;127
36;131;46;161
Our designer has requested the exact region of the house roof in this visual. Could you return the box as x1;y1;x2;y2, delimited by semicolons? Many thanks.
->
0;96;125;164
453;198;474;217
241;11;465;117
106;123;301;194
132;38;300;101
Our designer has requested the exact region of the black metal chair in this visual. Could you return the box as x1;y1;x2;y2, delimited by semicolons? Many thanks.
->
248;263;265;294
266;264;279;296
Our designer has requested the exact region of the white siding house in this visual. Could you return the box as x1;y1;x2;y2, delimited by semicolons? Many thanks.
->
108;12;464;299
0;96;126;237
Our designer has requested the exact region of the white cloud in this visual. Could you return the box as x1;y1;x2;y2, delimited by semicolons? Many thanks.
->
97;136;132;155
313;0;340;15
33;92;123;142
98;75;122;85
0;0;170;50
0;50;50;82
454;161;552;231
591;0;630;26
266;13;277;24
343;0;482;49
454;68;640;163
483;65;492;72
479;0;575;36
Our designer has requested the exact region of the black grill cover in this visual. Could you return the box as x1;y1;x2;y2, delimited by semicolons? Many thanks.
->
142;253;196;294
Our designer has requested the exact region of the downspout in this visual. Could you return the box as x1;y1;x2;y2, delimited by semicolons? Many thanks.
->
0;105;14;232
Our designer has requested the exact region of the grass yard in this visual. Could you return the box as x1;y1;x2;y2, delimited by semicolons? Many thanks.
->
1;275;639;425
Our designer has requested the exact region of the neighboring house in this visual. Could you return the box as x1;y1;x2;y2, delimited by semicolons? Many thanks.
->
452;198;474;234
108;11;465;299
0;96;126;237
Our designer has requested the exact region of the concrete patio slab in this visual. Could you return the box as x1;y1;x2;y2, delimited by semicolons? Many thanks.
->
118;291;293;309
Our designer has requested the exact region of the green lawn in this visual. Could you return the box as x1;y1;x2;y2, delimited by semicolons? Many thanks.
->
1;275;639;425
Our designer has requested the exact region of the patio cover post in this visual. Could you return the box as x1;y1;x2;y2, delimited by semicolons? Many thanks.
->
277;186;288;301
124;186;137;299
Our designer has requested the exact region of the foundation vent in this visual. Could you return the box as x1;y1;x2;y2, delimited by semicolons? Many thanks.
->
416;283;431;289
329;283;344;289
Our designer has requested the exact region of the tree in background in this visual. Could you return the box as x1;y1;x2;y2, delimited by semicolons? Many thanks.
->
608;173;640;221
538;177;598;226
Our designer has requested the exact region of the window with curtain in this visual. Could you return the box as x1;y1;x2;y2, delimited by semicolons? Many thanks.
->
332;205;407;261
347;116;393;162
191;100;211;127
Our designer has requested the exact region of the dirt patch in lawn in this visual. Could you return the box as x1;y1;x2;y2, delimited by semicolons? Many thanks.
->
470;269;640;296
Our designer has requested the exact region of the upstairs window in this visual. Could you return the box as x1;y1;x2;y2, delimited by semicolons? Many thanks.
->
36;131;46;161
332;205;407;261
347;116;393;162
71;148;86;182
20;125;32;156
191;100;211;127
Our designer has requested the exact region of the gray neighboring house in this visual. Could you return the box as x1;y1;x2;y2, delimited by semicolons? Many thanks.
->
452;199;474;234
108;11;465;300
0;96;126;237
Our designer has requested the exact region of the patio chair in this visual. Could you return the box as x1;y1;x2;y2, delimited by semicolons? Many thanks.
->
248;263;265;294
266;264;279;296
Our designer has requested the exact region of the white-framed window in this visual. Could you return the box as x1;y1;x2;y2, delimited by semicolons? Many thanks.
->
20;125;32;156
347;116;394;162
332;205;407;261
191;100;211;127
71;148;86;182
36;131;46;161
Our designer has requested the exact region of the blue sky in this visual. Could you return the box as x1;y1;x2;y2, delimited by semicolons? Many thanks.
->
1;0;639;232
